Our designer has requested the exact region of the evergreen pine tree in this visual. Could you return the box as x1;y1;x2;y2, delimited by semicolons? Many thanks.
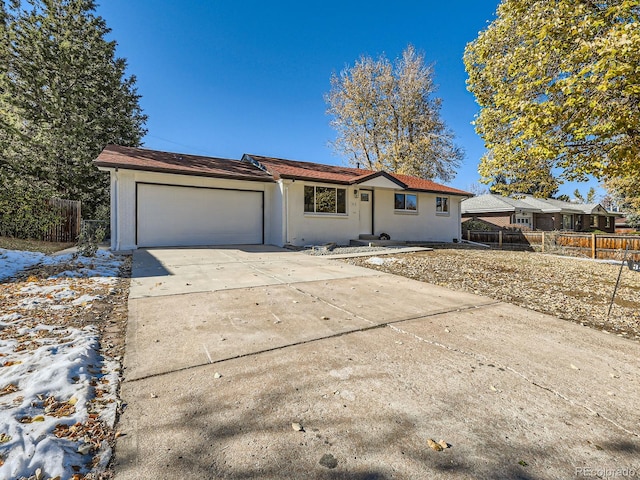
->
1;0;147;220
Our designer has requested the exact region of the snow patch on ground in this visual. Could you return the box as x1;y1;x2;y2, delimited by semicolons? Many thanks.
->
366;256;400;266
0;248;123;283
0;324;106;479
0;248;125;480
49;251;123;279
0;250;55;282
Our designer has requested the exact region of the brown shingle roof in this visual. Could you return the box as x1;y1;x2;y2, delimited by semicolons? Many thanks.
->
94;146;471;196
389;172;471;196
246;154;471;196
94;145;274;182
245;154;369;183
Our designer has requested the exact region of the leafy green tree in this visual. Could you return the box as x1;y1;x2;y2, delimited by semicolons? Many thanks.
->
0;178;60;239
1;0;147;221
464;0;640;195
326;45;463;182
627;212;640;229
488;169;558;197
573;187;596;204
605;175;640;212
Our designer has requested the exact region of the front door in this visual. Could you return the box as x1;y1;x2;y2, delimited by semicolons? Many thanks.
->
359;189;373;235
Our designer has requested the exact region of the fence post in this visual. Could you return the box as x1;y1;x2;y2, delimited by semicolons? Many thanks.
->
541;231;545;253
467;230;471;241
592;233;597;259
498;230;503;248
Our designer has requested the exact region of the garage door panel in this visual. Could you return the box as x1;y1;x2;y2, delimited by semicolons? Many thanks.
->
137;184;263;247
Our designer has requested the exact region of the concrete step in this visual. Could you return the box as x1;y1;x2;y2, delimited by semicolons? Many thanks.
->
350;239;370;246
350;239;408;247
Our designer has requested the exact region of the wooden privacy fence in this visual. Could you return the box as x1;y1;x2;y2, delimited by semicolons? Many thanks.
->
44;198;81;242
466;230;640;261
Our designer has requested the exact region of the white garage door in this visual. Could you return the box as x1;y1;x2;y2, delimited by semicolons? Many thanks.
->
137;183;263;247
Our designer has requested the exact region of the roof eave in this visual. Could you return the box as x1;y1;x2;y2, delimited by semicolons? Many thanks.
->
277;173;352;185
462;207;517;214
352;171;408;188
407;188;471;196
93;162;276;183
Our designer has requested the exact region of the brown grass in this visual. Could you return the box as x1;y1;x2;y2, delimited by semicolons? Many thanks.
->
344;248;640;341
0;236;74;254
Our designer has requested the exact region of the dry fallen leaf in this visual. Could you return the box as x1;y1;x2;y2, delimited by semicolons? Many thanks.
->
2;360;22;367
0;383;18;396
427;438;443;452
438;440;449;449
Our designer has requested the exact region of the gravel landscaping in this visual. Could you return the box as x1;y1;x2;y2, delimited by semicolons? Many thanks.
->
342;248;640;341
304;245;394;256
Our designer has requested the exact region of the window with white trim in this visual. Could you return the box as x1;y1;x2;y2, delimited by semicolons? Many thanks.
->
394;193;417;211
304;185;347;214
514;213;531;226
436;196;449;214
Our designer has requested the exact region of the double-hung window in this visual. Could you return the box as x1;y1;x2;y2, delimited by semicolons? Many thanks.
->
304;186;347;214
394;193;417;212
436;196;449;214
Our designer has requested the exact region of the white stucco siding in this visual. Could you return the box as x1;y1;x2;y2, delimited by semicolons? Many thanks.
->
284;182;360;246
373;190;463;242
111;170;137;251
105;166;464;250
106;169;275;250
283;182;463;246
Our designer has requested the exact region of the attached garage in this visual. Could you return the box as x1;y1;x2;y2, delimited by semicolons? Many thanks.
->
136;183;264;247
96;145;469;251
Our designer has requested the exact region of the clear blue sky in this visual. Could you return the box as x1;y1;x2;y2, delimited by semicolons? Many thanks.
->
95;0;600;197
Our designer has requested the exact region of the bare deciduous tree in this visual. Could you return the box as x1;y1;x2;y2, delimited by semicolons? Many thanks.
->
326;45;463;182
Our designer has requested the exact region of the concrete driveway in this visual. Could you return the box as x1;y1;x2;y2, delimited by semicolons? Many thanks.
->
116;246;640;479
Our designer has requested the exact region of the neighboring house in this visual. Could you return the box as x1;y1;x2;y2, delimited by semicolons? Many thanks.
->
615;216;637;234
94;145;471;250
461;194;618;233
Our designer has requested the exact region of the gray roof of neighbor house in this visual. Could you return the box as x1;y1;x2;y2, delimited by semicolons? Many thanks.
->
461;194;539;214
461;194;617;216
